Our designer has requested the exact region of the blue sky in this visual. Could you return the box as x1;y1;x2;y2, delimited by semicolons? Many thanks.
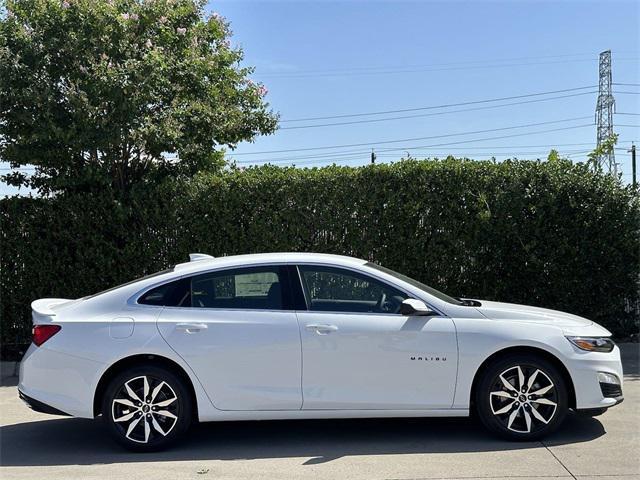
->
2;0;638;196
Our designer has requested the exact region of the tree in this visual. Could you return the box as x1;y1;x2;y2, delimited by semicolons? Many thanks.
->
0;0;278;194
587;133;619;172
547;149;560;162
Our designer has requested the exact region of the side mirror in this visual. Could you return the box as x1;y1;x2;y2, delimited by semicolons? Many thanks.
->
400;298;437;316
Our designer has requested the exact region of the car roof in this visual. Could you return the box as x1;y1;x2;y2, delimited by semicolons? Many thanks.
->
173;252;367;275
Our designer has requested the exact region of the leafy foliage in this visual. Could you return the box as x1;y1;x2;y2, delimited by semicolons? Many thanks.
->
0;0;277;194
2;159;638;354
588;134;619;170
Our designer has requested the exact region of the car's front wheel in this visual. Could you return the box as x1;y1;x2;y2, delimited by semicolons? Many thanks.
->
475;354;568;441
102;365;192;451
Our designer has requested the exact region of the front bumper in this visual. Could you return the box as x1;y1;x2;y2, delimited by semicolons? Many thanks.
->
566;345;625;410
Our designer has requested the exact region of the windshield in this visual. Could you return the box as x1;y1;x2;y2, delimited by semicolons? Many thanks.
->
365;262;463;305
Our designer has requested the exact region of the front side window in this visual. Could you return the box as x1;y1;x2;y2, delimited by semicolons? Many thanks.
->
298;265;407;314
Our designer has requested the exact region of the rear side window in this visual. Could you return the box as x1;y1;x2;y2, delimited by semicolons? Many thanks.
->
139;278;190;307
139;266;296;310
190;266;287;310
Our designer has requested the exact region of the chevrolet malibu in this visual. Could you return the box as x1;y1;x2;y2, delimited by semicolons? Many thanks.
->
19;253;623;450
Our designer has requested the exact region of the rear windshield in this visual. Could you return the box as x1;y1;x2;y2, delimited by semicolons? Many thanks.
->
84;268;175;299
365;262;463;305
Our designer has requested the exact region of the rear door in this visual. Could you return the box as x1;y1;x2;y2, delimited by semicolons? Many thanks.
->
296;265;458;410
154;265;303;411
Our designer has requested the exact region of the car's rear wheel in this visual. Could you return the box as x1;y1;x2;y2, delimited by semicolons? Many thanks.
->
102;365;192;451
475;353;568;441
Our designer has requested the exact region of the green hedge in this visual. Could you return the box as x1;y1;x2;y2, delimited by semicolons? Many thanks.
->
1;159;639;355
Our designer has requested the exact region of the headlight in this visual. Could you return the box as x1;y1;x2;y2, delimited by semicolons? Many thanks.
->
566;336;615;352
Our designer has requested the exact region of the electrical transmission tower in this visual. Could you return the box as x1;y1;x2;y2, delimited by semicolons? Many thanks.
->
595;50;616;173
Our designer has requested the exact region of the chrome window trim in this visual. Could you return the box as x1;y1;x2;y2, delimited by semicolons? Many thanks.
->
127;260;446;317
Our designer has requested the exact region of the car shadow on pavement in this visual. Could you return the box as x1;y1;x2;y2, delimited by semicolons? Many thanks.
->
0;412;605;467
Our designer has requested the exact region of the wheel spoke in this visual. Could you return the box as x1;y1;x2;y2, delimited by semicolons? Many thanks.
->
490;390;513;399
531;397;557;406
530;384;553;396
499;374;518;393
144;417;151;443
151;415;168;436
507;407;520;429
526;369;540;392
125;415;142;438
516;366;525;391
155;410;177;420
530;405;550;424
523;409;532;432
143;376;150;400
113;398;136;408
125;382;142;403
154;396;177;408
114;411;137;423
494;401;516;415
150;381;166;403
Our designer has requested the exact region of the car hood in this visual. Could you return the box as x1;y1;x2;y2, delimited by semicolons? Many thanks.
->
474;300;611;335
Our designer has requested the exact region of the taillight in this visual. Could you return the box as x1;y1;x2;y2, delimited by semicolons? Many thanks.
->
32;324;61;346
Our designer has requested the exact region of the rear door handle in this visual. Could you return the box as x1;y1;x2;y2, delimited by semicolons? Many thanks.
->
306;324;339;335
175;323;208;334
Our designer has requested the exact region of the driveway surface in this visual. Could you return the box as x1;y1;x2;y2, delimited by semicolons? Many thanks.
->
1;344;638;480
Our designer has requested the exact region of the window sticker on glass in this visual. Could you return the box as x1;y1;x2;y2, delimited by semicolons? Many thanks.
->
235;272;279;297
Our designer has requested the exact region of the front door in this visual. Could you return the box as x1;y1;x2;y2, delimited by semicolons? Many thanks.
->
156;265;302;411
296;265;458;410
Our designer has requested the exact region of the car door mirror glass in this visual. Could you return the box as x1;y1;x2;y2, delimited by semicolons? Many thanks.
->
399;298;437;316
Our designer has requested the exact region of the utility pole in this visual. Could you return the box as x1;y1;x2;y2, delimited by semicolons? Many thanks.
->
595;50;617;173
629;143;637;189
370;148;376;164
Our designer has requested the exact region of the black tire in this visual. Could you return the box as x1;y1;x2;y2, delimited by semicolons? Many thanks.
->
475;353;568;441
102;365;192;451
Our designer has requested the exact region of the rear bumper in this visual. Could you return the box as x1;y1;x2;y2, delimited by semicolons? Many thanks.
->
18;389;71;416
19;343;104;418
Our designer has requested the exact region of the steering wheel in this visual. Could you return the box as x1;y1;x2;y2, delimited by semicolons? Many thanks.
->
377;292;395;313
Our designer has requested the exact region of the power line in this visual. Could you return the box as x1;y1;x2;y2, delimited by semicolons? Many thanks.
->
260;52;600;76
231;142;599;165
281;86;597;122
236;123;594;164
233;117;593;157
258;57;639;79
280;91;598;130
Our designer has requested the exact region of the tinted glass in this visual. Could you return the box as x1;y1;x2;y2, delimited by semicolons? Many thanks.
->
365;262;463;305
298;266;407;314
190;266;287;310
139;278;190;307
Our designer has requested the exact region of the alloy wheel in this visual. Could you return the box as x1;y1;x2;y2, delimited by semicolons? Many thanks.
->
489;365;558;434
111;375;179;444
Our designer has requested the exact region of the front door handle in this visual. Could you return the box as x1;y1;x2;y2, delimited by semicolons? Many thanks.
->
306;324;339;335
175;323;208;334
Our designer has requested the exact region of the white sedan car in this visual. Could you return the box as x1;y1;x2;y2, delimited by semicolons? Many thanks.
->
19;253;623;451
